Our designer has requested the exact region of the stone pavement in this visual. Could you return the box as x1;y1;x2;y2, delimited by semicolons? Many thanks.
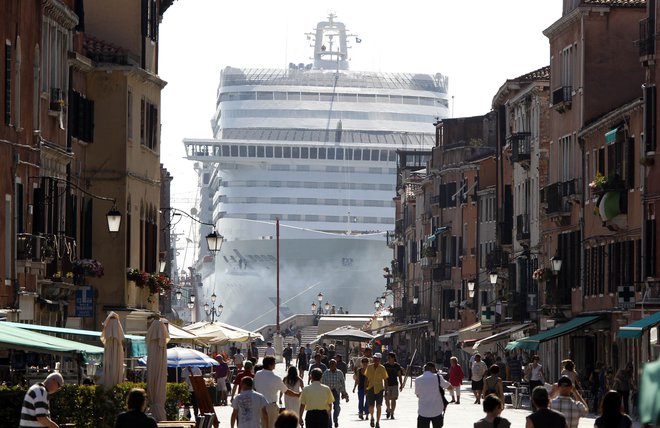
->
208;362;635;428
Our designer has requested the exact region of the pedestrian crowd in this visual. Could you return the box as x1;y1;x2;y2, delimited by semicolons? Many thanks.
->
17;342;658;428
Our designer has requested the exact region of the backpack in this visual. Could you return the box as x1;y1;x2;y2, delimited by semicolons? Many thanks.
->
436;374;449;413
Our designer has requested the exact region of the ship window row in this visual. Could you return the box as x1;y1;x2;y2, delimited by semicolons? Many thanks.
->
219;91;449;108
221;180;394;191
227;213;395;224
222;197;393;207
220;128;436;145
269;165;393;174
187;143;398;162
222;108;436;123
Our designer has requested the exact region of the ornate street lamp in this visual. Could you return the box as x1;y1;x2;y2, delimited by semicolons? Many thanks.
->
489;271;498;285
413;297;419;304
187;300;194;309
317;292;324;303
175;289;182;301
206;231;224;253
106;206;122;233
551;254;563;274
324;302;330;312
380;295;386;305
374;300;381;310
467;280;476;298
311;302;317;314
190;294;196;303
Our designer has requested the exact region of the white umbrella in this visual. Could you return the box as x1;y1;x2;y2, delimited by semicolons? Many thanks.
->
146;318;170;421
100;312;124;388
319;325;375;341
139;347;220;368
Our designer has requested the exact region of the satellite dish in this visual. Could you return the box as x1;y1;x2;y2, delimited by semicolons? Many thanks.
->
190;207;198;216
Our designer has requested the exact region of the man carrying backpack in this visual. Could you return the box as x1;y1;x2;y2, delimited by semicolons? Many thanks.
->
414;362;451;428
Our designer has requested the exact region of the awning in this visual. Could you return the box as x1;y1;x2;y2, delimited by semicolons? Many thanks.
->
437;332;458;343
617;311;660;339
473;323;533;351
509;316;601;351
1;321;145;341
605;127;620;145
0;322;103;355
386;320;430;334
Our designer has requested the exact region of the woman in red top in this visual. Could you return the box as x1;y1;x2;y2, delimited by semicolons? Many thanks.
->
448;356;465;404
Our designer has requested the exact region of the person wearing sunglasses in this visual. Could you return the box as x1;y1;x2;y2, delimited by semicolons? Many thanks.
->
19;372;64;428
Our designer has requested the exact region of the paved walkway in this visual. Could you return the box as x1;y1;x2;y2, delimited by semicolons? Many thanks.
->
209;362;633;427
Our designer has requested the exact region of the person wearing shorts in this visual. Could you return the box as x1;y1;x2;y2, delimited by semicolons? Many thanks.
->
383;352;404;419
365;353;388;428
471;354;488;405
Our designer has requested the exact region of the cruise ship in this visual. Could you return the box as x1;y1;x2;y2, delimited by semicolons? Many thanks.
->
184;14;449;328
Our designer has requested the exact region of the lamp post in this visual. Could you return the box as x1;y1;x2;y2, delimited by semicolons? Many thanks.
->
468;280;476;298
550;254;562;308
204;292;223;322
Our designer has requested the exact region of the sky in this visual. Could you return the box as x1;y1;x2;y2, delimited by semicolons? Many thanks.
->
157;0;559;266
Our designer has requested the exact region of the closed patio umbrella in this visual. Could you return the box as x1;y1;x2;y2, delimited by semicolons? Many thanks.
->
100;311;124;389
147;318;170;421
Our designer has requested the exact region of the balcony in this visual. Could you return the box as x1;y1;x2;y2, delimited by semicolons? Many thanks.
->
552;86;572;112
431;194;441;206
509;132;531;165
638;17;655;59
516;214;530;241
486;247;510;269
432;264;452;282
544;182;571;217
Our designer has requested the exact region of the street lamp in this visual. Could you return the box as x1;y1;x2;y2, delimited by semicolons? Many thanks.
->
106;206;122;233
374;300;381;310
551;254;563;274
380;295;386;305
187;300;194;309
467;280;476;298
413;297;419;304
175;289;182;301
324;302;330;312
190;294;196;303
204;293;223;322
489;271;498;285
311;302;317;314
206;231;224;254
159;257;166;273
317;292;324;303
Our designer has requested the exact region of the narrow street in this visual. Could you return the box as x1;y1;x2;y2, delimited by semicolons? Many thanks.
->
209;363;622;428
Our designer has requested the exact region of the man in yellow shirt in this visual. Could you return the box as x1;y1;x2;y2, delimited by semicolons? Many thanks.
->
364;353;388;428
299;368;334;427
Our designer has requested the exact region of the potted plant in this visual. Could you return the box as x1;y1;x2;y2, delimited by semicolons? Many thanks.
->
72;259;104;285
126;268;149;288
51;272;63;282
532;267;552;283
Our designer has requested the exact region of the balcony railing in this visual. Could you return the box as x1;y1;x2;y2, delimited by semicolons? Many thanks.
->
639;17;656;57
544;182;571;215
486;247;510;269
552;86;572;111
516;214;530;241
509;132;531;164
432;264;452;281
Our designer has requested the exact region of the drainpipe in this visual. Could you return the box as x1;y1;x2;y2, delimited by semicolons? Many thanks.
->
578;136;586;312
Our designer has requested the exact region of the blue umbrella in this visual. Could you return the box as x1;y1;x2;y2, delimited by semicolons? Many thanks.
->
139;346;219;368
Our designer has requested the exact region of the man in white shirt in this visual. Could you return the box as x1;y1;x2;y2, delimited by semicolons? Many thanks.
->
231;377;269;428
471;354;488;405
254;356;300;428
264;342;276;358
415;362;451;428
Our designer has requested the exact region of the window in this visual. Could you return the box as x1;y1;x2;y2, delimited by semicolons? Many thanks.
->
140;98;158;150
68;90;94;143
127;89;133;140
560;44;575;89
41;18;70;95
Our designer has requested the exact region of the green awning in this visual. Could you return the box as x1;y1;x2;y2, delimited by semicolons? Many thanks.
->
2;320;147;357
618;311;660;339
0;322;103;355
505;341;518;351
605;127;620;145
427;234;436;242
2;321;145;341
509;316;601;351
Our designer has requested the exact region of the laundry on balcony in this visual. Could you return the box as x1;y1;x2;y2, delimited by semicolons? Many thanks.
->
427;227;450;241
